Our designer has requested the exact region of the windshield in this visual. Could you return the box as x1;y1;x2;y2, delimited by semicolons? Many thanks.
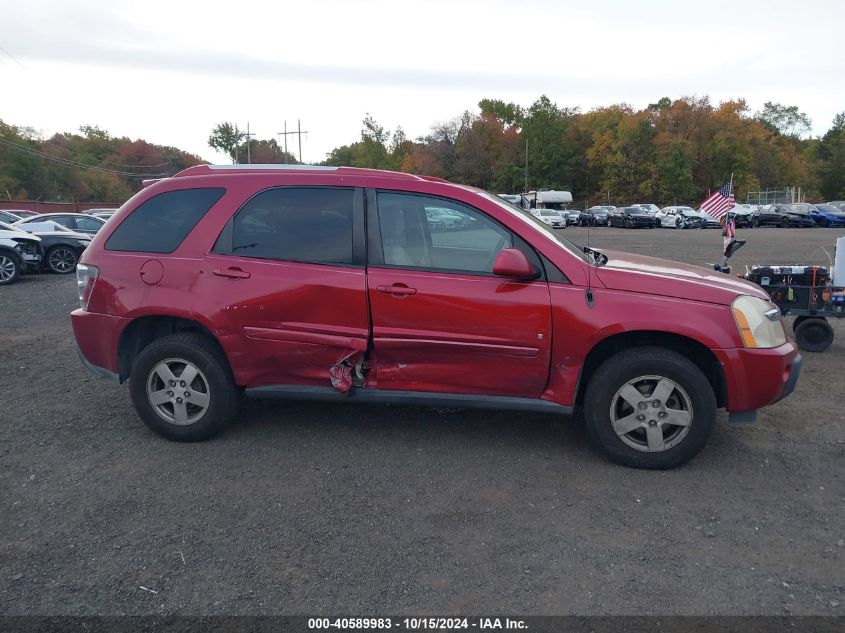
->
478;191;590;263
816;205;844;215
624;208;645;215
540;210;561;217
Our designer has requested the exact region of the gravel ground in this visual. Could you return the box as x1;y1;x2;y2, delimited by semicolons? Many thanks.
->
0;227;843;616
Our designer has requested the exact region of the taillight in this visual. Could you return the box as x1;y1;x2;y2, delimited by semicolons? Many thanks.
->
76;264;99;310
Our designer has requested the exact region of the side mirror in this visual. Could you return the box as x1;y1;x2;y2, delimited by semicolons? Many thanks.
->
493;248;538;279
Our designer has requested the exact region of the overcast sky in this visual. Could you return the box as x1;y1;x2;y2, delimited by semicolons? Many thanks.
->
1;0;843;165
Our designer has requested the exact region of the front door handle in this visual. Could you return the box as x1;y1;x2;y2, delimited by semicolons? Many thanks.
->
213;267;251;279
376;284;417;296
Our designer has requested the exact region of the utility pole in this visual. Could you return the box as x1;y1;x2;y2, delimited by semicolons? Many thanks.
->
278;120;309;163
276;121;289;161
244;122;256;164
524;138;528;192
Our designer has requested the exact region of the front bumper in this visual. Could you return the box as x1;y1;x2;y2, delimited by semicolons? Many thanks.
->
19;250;42;272
715;341;801;415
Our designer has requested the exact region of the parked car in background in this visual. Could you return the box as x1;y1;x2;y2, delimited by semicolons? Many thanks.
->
696;211;723;229
10;220;92;273
564;209;581;225
730;204;756;227
82;207;119;215
631;204;660;216
1;209;38;218
532;208;567;228
749;204;782;227
14;213;106;235
656;207;705;229
826;201;845;211
580;206;613;226
0;210;24;224
71;163;801;469
777;204;817;228
426;207;472;230
609;207;657;228
808;204;845;227
90;211;117;220
0;222;42;285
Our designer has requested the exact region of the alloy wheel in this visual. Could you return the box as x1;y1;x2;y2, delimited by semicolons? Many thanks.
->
146;358;211;425
48;247;78;273
0;255;16;283
609;374;693;452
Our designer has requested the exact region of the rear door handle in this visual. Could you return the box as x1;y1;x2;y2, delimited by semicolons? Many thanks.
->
376;284;417;296
213;267;251;279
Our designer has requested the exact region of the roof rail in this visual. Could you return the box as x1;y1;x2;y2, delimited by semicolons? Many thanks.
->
171;164;442;182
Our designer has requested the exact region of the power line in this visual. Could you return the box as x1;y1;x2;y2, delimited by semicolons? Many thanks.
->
0;138;170;177
0;45;25;69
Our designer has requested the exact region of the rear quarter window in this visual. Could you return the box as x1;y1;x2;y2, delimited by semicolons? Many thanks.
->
105;188;225;253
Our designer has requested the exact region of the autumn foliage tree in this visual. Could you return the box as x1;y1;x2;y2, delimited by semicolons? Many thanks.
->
320;95;834;207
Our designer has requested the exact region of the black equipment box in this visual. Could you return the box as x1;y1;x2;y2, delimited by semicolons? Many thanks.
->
745;265;829;287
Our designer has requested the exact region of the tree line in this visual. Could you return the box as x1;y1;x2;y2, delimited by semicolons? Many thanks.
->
321;96;845;205
0;122;204;202
2;95;844;205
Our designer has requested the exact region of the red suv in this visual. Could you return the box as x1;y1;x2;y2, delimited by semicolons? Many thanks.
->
72;165;800;469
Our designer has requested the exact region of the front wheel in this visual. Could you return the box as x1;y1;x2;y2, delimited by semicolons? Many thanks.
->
129;332;239;441
46;246;79;274
583;347;717;469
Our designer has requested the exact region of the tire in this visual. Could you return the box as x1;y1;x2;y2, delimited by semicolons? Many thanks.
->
129;332;239;441
792;315;808;333
46;246;79;274
583;346;717;469
607;219;613;227
0;251;21;285
780;217;791;228
793;317;834;353
656;219;662;228
751;217;760;228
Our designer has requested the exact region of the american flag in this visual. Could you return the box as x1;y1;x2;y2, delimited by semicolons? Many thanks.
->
700;182;736;220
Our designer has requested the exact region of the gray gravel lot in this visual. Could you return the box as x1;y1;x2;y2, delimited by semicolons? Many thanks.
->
1;227;843;616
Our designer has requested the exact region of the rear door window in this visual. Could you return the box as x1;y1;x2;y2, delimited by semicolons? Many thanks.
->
213;187;355;266
106;188;225;253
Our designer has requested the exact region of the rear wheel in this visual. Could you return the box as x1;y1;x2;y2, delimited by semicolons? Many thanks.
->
583;347;716;469
0;252;21;285
46;246;79;274
780;217;791;228
752;217;760;228
793;317;834;353
129;333;239;441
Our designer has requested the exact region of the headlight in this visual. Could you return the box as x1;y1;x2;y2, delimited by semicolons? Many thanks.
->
731;295;786;348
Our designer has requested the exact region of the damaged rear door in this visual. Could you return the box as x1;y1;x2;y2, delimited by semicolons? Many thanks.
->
202;186;369;389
